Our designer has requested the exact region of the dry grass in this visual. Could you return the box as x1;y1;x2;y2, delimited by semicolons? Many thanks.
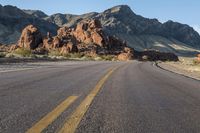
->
0;52;6;58
13;48;32;57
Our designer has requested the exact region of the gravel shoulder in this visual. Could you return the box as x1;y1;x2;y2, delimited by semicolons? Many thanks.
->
157;57;200;80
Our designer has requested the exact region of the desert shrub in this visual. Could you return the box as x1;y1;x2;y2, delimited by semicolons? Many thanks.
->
0;52;6;58
62;53;71;58
48;49;61;57
94;56;103;61
99;55;115;61
69;53;84;58
193;59;200;65
82;55;95;61
13;48;32;57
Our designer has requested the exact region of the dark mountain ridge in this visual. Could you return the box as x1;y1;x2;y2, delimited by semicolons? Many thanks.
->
0;4;58;44
0;4;200;55
43;5;200;49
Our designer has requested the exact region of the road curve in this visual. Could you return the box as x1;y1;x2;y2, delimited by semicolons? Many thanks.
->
0;61;200;133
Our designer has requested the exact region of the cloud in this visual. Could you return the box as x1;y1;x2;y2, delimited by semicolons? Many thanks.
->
192;25;200;34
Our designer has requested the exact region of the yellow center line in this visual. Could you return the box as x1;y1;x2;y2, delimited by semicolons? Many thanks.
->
58;67;118;133
26;95;78;133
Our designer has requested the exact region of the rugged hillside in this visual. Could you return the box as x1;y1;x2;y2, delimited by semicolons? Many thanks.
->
0;4;200;56
23;9;48;18
0;5;58;44
43;5;200;55
44;12;98;27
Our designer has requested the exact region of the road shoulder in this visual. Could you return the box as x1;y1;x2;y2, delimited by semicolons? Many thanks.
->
156;62;200;81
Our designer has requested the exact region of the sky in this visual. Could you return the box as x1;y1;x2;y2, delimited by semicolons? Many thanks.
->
1;0;200;33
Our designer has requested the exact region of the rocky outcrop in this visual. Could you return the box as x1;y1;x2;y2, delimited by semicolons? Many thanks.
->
135;50;179;61
0;43;10;52
60;42;78;55
117;53;132;61
73;19;105;47
18;25;43;50
14;19;133;60
9;44;19;51
41;19;129;56
1;18;180;62
117;47;134;61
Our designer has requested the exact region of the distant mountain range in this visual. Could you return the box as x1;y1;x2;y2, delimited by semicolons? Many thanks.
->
0;5;58;44
0;4;200;55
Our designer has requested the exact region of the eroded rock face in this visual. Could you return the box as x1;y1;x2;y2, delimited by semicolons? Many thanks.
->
9;44;19;52
15;19;134;60
46;19;130;55
73;19;105;47
0;43;10;52
18;25;43;50
60;42;78;55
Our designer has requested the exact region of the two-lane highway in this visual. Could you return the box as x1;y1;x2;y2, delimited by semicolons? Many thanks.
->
0;61;200;133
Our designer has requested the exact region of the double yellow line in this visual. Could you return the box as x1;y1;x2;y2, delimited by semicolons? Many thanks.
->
26;67;117;133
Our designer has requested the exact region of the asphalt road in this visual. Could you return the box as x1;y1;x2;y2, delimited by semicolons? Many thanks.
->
0;61;200;133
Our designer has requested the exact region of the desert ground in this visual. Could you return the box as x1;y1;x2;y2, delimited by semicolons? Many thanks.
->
158;57;200;80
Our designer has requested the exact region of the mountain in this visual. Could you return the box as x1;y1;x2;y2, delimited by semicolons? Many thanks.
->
23;9;48;18
0;4;200;56
44;5;200;55
0;5;58;44
44;12;98;27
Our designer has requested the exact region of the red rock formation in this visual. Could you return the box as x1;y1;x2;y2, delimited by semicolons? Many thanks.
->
52;36;61;48
9;44;19;52
73;19;105;47
18;25;43;50
117;47;134;61
0;44;10;52
60;42;78;55
197;54;200;62
15;19;134;60
117;53;133;61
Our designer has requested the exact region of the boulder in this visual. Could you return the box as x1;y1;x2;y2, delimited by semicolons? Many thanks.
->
18;25;43;50
117;47;134;61
117;52;133;61
73;19;105;47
